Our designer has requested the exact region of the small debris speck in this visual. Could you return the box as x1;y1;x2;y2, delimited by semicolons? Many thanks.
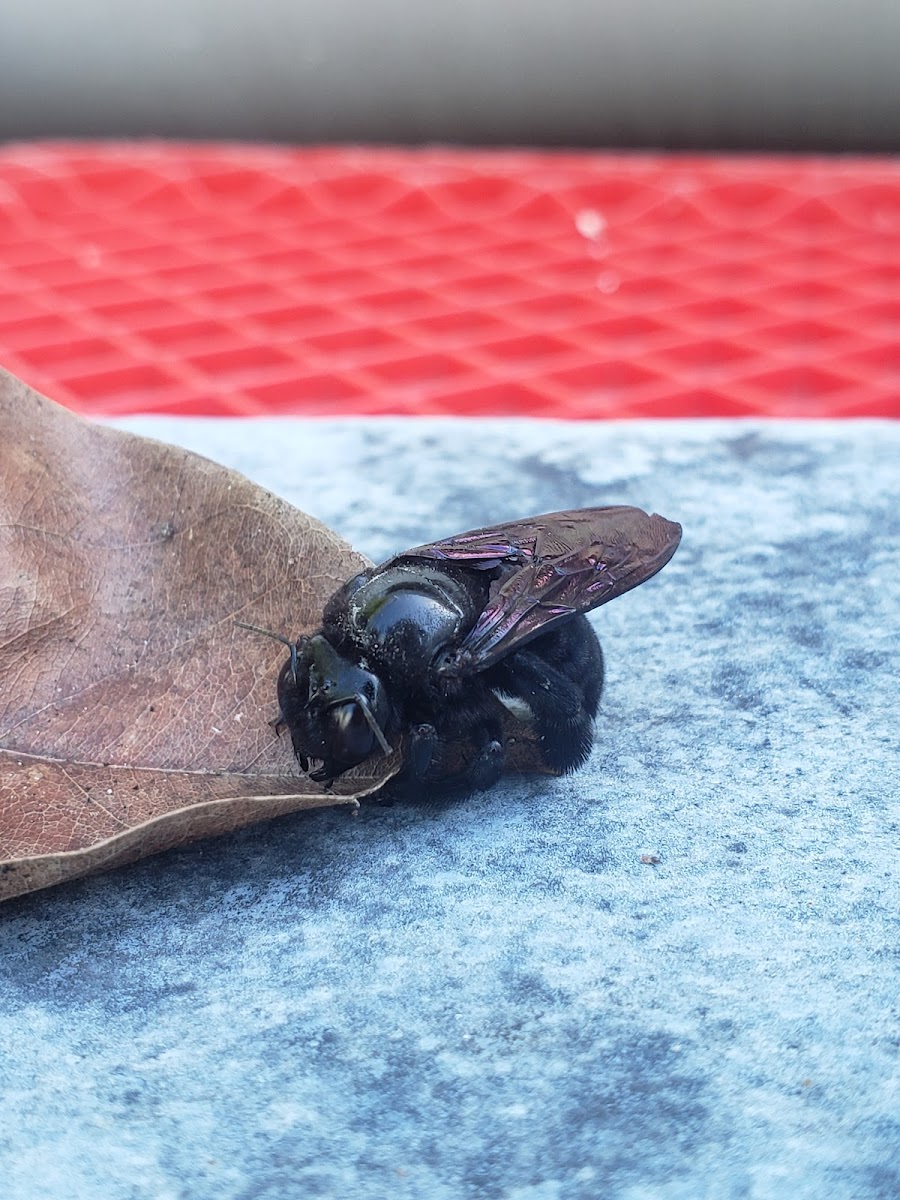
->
640;853;661;865
575;209;606;240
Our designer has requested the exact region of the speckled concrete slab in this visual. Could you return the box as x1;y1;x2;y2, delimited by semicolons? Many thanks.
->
2;419;898;1200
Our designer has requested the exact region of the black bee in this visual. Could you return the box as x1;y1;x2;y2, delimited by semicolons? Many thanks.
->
242;506;681;792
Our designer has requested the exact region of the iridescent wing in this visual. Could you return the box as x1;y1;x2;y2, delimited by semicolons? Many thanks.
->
398;506;681;674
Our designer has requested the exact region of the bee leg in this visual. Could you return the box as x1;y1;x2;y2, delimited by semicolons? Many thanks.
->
488;644;597;774
408;722;438;778
388;716;503;798
308;764;334;788
288;734;309;773
463;725;506;791
445;700;506;792
527;615;605;716
268;710;286;736
372;724;436;802
386;698;504;799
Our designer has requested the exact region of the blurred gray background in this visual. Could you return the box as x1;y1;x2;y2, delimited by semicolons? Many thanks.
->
1;0;899;149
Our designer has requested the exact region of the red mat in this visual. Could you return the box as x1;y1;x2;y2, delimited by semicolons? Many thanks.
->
1;143;898;419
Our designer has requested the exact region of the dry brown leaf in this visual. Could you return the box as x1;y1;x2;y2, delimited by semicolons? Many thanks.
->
0;368;403;900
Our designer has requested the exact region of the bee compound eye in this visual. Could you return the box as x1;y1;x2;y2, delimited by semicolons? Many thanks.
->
327;701;376;765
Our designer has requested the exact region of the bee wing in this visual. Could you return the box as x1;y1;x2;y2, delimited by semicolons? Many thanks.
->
403;507;681;672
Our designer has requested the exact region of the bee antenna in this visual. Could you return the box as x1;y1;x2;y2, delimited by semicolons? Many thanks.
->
234;620;304;684
355;694;393;757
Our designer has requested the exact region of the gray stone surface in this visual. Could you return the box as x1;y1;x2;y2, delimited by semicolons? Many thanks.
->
1;418;898;1199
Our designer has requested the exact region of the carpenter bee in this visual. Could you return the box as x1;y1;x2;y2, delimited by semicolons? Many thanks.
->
241;506;681;791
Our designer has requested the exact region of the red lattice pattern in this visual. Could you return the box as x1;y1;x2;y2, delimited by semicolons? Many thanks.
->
1;143;899;418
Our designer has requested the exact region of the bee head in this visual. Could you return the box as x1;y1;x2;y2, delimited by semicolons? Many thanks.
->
236;620;393;780
279;634;393;778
